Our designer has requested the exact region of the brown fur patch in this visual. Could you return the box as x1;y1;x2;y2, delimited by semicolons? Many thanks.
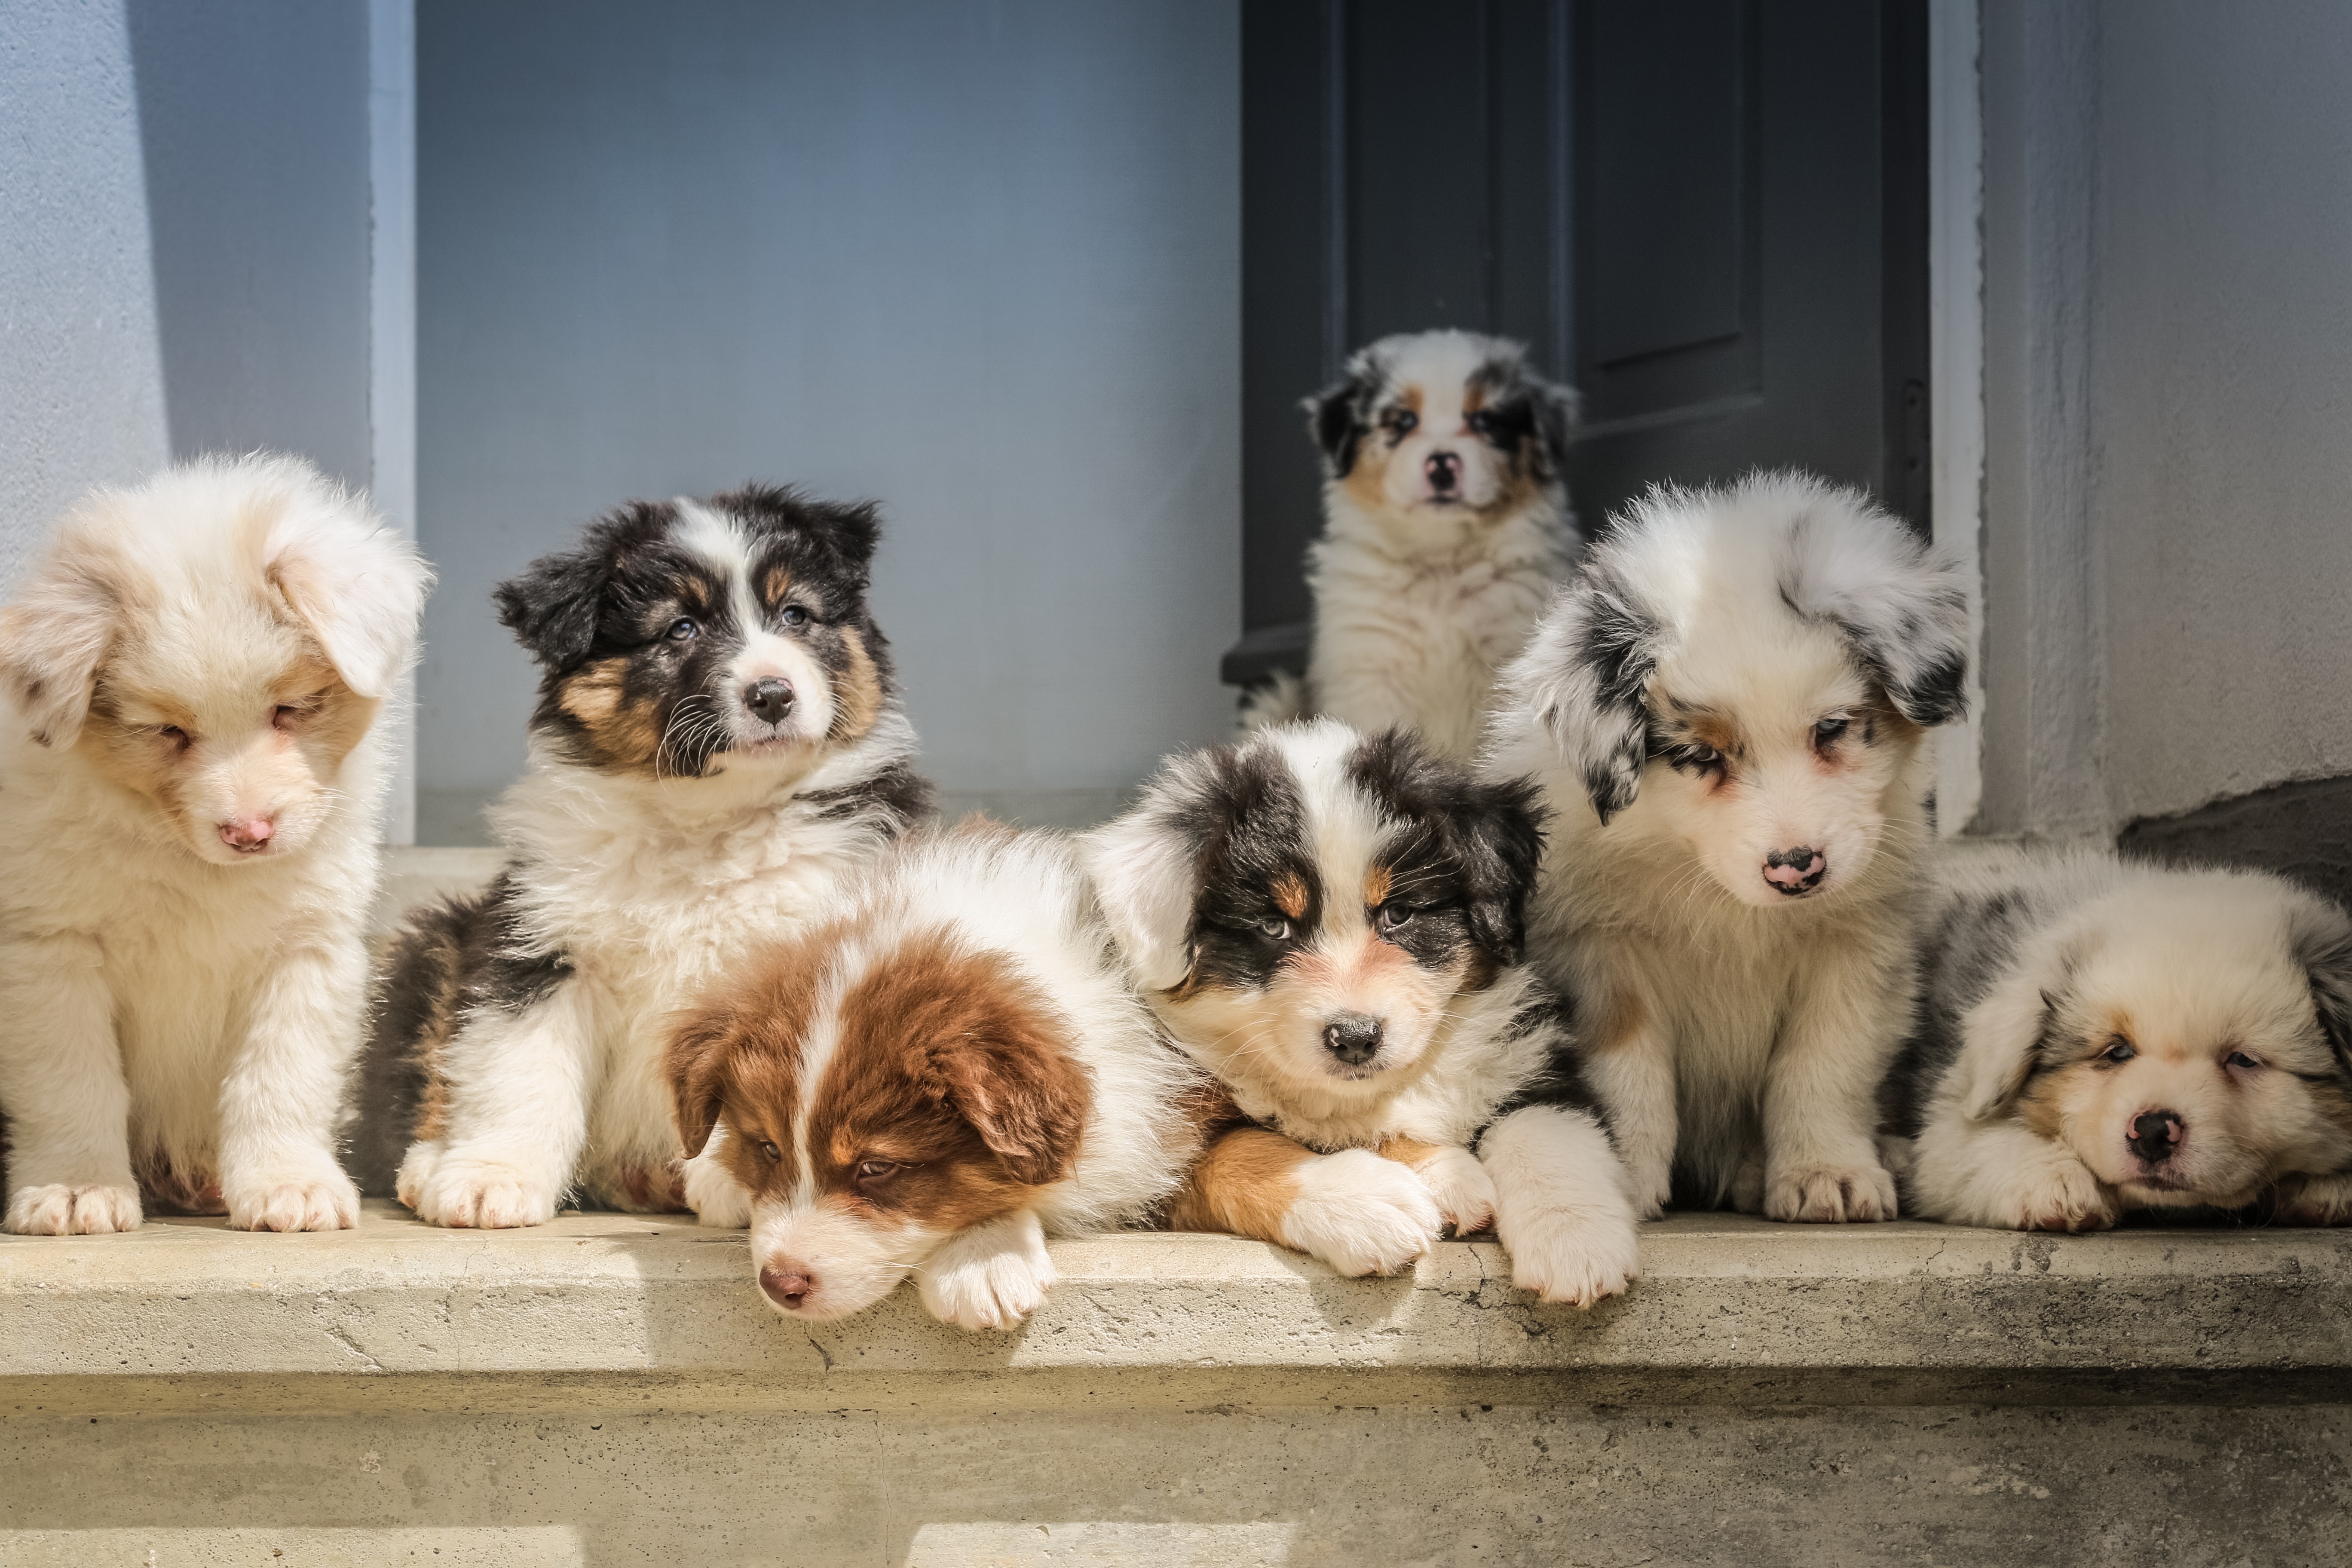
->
1376;1135;1448;1174
763;567;795;607
1676;708;1743;760
1586;985;1648;1055
2016;1063;2084;1142
671;920;843;1185
1164;1126;1315;1243
1271;873;1310;921
1363;864;1392;910
828;627;884;743
556;656;663;772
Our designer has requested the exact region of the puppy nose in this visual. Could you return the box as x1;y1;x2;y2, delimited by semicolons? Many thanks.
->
218;817;275;853
759;1262;817;1309
1424;451;1461;492
1323;1014;1384;1066
1762;846;1826;895
743;677;795;725
2128;1109;2184;1164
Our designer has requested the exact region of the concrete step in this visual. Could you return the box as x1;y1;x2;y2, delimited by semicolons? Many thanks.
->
3;1204;2346;1565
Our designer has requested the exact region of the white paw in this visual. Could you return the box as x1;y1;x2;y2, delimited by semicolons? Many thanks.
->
2277;1171;2352;1227
1626;1155;1672;1221
2002;1158;2117;1232
393;1140;441;1212
1412;1145;1498;1235
684;1146;754;1228
918;1211;1056;1331
1765;1160;1900;1223
411;1160;559;1229
1279;1148;1442;1277
4;1183;143;1235
227;1169;359;1232
1503;1206;1641;1308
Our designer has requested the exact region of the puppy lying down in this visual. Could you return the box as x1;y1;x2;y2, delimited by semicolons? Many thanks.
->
669;825;1207;1330
1085;720;1641;1308
1885;846;2352;1230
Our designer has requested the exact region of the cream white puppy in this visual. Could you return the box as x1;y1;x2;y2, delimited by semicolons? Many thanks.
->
1485;472;1969;1222
0;455;429;1234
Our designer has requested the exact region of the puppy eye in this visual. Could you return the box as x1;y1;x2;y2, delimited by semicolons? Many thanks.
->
1257;918;1292;943
1375;903;1416;932
1813;717;1850;746
780;604;810;628
667;617;699;642
157;724;191;748
759;1141;782;1163
2101;1038;2138;1064
854;1159;900;1185
1466;410;1495;438
2226;1050;2261;1070
271;704;302;729
1384;409;1418;438
1669;744;1722;775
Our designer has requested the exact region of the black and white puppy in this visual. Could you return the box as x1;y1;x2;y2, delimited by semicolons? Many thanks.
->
1485;472;1969;1223
1085;720;1640;1307
1885;847;2352;1231
1245;331;1580;762
355;484;930;1225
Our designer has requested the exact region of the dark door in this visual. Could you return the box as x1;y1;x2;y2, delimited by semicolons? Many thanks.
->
1227;0;1929;688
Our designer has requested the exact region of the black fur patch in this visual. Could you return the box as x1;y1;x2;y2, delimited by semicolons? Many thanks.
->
1473;984;1611;1140
1466;353;1578;483
1170;744;1320;993
1566;571;1662;824
1880;888;2037;1136
802;760;936;828
1345;727;1547;970
2291;907;2352;1080
1305;362;1378;479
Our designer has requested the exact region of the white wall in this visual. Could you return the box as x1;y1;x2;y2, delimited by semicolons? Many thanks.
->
413;0;1241;841
1976;0;2352;838
0;0;171;588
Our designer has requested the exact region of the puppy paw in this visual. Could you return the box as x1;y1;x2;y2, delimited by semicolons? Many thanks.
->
1411;1145;1498;1236
1504;1207;1641;1308
684;1147;754;1228
2274;1171;2352;1227
411;1161;559;1229
1765;1161;1900;1223
918;1210;1055;1331
1624;1156;1673;1222
227;1169;360;1233
2006;1158;2118;1233
4;1183;143;1235
1279;1148;1443;1277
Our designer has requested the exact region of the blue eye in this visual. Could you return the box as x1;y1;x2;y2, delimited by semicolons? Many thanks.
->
780;605;809;628
1814;717;1850;745
2101;1038;2137;1064
2226;1050;2260;1070
666;618;698;642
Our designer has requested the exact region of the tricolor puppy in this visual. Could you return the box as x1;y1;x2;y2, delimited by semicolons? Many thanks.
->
1085;720;1640;1307
355;484;929;1225
669;827;1206;1330
0;455;429;1234
1485;472;1969;1222
1886;848;2352;1230
1243;331;1580;762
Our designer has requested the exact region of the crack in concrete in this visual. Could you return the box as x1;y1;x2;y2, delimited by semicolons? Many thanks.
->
805;1334;834;1372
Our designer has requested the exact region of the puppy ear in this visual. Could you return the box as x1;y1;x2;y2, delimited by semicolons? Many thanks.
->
266;495;433;701
1082;776;1210;993
494;542;609;672
1452;772;1550;965
666;1001;739;1159
1302;348;1384;479
1530;378;1581;485
2289;897;2352;1077
1776;485;1971;727
936;1016;1091;1188
1494;563;1660;825
0;532;122;749
1955;971;2071;1123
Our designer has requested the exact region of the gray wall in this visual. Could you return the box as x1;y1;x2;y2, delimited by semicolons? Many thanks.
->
414;0;1241;841
0;0;374;586
1978;0;2352;838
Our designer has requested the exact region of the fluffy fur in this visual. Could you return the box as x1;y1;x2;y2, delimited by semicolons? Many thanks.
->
0;455;429;1234
1886;847;2352;1230
669;825;1207;1330
1085;720;1640;1307
355;484;931;1225
1243;331;1580;760
1484;472;1969;1222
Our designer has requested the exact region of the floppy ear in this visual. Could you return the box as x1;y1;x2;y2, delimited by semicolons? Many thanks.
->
666;1001;739;1159
266;501;433;701
0;533;122;749
936;1019;1092;1188
1778;490;1971;727
2289;898;2352;1078
1497;564;1661;826
1450;772;1550;965
1955;965;2073;1122
1081;783;1209;993
493;542;609;672
1530;377;1581;485
1302;349;1384;479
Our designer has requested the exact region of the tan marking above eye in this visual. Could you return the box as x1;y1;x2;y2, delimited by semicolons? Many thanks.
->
1363;864;1393;908
1681;710;1742;758
763;567;794;606
1270;873;1309;921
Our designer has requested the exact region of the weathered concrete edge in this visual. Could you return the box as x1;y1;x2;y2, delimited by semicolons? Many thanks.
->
6;1206;2349;1384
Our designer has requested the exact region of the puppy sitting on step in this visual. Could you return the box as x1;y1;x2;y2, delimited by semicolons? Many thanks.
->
1484;472;1971;1223
1886;847;2352;1230
670;826;1207;1330
0;456;429;1234
1085;720;1640;1307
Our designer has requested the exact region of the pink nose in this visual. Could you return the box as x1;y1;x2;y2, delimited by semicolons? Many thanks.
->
1762;847;1826;895
760;1262;817;1310
218;817;275;853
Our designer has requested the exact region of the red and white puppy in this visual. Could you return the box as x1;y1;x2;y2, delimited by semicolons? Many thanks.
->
670;826;1205;1330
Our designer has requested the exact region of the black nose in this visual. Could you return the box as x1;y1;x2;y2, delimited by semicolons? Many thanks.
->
1323;1014;1384;1066
1762;846;1827;895
1424;451;1460;492
744;678;795;725
2127;1109;2184;1164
